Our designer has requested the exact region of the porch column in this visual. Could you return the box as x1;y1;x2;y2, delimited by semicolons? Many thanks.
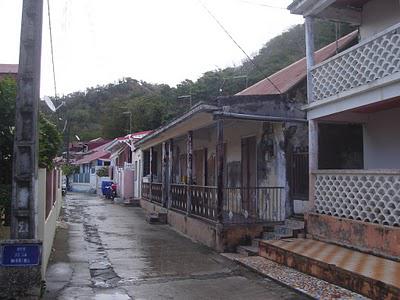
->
149;147;153;202
216;120;224;223
306;16;317;212
187;131;193;215
305;16;315;103
168;139;173;208
309;120;318;211
162;142;169;207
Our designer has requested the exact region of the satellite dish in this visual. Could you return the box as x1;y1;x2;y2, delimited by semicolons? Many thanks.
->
75;135;81;141
43;96;56;112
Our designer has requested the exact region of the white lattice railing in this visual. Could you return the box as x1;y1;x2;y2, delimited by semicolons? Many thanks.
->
313;170;400;227
311;23;400;101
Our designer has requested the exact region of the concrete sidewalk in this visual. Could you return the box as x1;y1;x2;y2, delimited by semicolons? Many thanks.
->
43;193;307;300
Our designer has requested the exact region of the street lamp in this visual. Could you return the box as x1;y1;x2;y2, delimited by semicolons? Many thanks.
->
122;111;132;134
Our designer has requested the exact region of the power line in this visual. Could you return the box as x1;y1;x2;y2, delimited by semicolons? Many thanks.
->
198;0;282;94
47;0;58;98
235;0;286;10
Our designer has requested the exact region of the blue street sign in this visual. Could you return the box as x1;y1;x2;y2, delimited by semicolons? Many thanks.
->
1;244;41;267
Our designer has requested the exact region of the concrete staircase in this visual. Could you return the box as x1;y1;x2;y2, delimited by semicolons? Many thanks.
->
146;212;167;224
236;218;305;256
258;238;400;299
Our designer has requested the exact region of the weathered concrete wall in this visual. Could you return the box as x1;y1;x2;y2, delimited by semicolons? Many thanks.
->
140;199;265;252
360;0;400;40
364;107;400;169
70;182;91;193
37;168;63;275
306;213;400;261
122;169;134;199
140;199;217;249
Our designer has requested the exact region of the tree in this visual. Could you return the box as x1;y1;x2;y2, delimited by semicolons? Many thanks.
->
0;76;17;185
0;77;62;225
39;113;62;169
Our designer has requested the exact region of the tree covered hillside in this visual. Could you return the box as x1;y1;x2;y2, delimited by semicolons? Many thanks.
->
45;20;354;141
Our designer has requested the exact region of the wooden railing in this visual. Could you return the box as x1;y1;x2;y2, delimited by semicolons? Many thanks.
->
142;182;150;200
190;185;217;220
170;184;187;212
224;187;285;223
142;181;284;223
151;182;163;204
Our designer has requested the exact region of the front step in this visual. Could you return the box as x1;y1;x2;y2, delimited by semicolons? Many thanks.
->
236;245;258;256
146;212;167;224
259;238;400;300
262;218;305;240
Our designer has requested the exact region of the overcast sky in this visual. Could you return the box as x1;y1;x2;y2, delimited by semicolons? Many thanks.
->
0;0;303;97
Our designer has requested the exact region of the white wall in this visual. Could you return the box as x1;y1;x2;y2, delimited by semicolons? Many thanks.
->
364;107;400;169
37;168;63;276
360;0;400;40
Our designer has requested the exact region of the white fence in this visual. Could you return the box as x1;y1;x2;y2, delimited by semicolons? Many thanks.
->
311;23;400;101
313;170;400;227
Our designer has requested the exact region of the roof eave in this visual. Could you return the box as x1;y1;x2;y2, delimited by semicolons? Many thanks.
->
134;104;219;148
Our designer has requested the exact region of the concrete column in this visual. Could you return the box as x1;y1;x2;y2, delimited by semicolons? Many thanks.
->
149;147;153;202
216;120;224;223
187;131;193;215
308;120;318;211
161;142;169;207
168;139;173;208
305;16;315;104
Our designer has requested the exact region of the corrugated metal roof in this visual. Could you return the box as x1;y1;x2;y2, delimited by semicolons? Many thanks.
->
236;31;358;96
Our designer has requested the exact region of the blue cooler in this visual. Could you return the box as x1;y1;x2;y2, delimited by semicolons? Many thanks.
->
101;180;113;196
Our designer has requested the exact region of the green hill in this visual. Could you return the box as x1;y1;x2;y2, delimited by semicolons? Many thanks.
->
45;20;354;141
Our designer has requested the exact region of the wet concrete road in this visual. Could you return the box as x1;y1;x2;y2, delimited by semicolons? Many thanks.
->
44;193;307;300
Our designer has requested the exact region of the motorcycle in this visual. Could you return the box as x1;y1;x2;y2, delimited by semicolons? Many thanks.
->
105;183;117;200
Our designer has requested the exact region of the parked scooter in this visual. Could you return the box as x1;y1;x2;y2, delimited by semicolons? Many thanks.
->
105;183;118;200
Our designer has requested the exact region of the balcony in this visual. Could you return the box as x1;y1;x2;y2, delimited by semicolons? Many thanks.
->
313;169;400;227
311;23;400;102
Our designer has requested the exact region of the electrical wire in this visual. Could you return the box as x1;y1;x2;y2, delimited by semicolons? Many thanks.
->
198;0;282;94
47;0;58;98
235;0;286;10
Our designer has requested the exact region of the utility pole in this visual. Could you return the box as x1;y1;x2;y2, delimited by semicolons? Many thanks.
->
11;0;44;239
0;1;44;298
123;111;132;134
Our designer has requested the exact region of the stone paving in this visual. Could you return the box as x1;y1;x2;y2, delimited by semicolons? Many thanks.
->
222;253;367;300
43;193;308;300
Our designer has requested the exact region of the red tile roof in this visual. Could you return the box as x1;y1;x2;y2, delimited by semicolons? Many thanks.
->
236;31;358;96
73;141;113;165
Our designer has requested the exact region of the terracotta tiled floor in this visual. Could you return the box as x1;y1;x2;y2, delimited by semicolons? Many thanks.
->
265;238;400;289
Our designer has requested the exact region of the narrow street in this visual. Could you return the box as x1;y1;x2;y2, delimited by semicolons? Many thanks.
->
44;193;307;300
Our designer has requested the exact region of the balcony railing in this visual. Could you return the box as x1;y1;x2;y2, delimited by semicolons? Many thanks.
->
311;23;400;102
170;184;187;212
141;182;162;203
313;170;400;227
224;187;285;223
144;181;284;223
151;182;163;203
190;185;217;220
142;182;150;200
